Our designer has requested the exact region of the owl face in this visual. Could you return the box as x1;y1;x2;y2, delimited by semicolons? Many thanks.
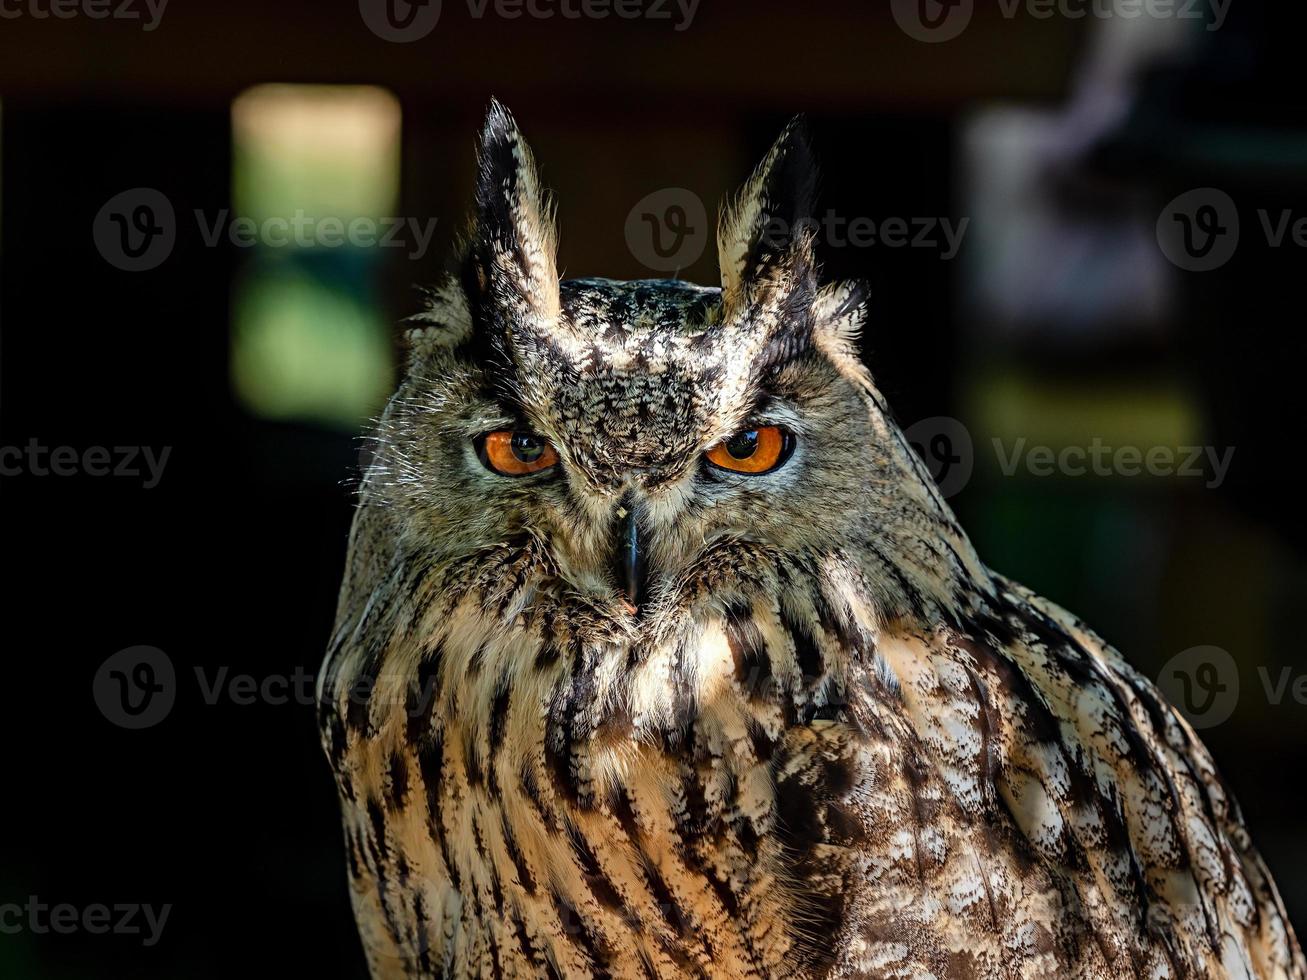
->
371;103;913;621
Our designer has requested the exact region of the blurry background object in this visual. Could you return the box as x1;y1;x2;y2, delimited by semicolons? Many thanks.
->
962;10;1199;342
230;84;400;429
0;1;1303;976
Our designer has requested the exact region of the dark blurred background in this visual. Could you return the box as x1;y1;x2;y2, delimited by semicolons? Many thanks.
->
1;1;1305;976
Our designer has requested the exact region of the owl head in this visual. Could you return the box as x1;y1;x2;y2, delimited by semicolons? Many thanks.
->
369;101;970;624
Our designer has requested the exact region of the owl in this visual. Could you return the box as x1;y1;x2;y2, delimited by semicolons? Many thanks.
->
317;101;1305;980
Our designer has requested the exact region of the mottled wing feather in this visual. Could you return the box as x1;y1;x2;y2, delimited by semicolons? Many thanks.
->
824;577;1306;980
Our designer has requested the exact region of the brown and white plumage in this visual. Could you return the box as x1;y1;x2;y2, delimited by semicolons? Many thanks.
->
318;101;1304;979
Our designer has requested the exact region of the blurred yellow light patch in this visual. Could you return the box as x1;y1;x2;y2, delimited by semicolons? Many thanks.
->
230;84;400;429
232;84;401;226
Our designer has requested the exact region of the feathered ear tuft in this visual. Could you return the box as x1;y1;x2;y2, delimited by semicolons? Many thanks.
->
812;280;869;361
462;99;561;327
717;116;819;314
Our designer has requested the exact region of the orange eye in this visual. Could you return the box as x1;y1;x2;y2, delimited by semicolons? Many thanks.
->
478;431;560;477
705;426;792;475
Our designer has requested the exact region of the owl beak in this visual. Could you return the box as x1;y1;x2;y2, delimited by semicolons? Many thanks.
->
611;500;648;614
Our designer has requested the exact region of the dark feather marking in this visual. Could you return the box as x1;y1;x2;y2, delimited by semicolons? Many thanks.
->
386;750;409;810
962;663;998;809
901;754;930;882
406;641;444;744
467;642;486;680
511;912;539;970
366;797;389;865
566;822;625;911
551;891;614;979
416;735;460;890
501;812;536;895
471;811;490;867
853;537;928;620
724;599;773;698
796;890;846;975
417;733;444;815
782;607;824;686
346;828;364;880
535;640;562;670
611;788;642;841
487;683;512;794
413;892;435;976
521;762;555;829
545;736;580;804
747;718;778;761
640;857;691;939
679;762;713;835
345;639;384;737
464;736;484;788
325;709;349;768
774;762;822;865
666;635;699;747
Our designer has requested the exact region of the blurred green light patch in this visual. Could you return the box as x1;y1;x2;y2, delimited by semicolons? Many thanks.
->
232;264;394;428
230;84;400;429
968;368;1206;481
231;84;400;228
